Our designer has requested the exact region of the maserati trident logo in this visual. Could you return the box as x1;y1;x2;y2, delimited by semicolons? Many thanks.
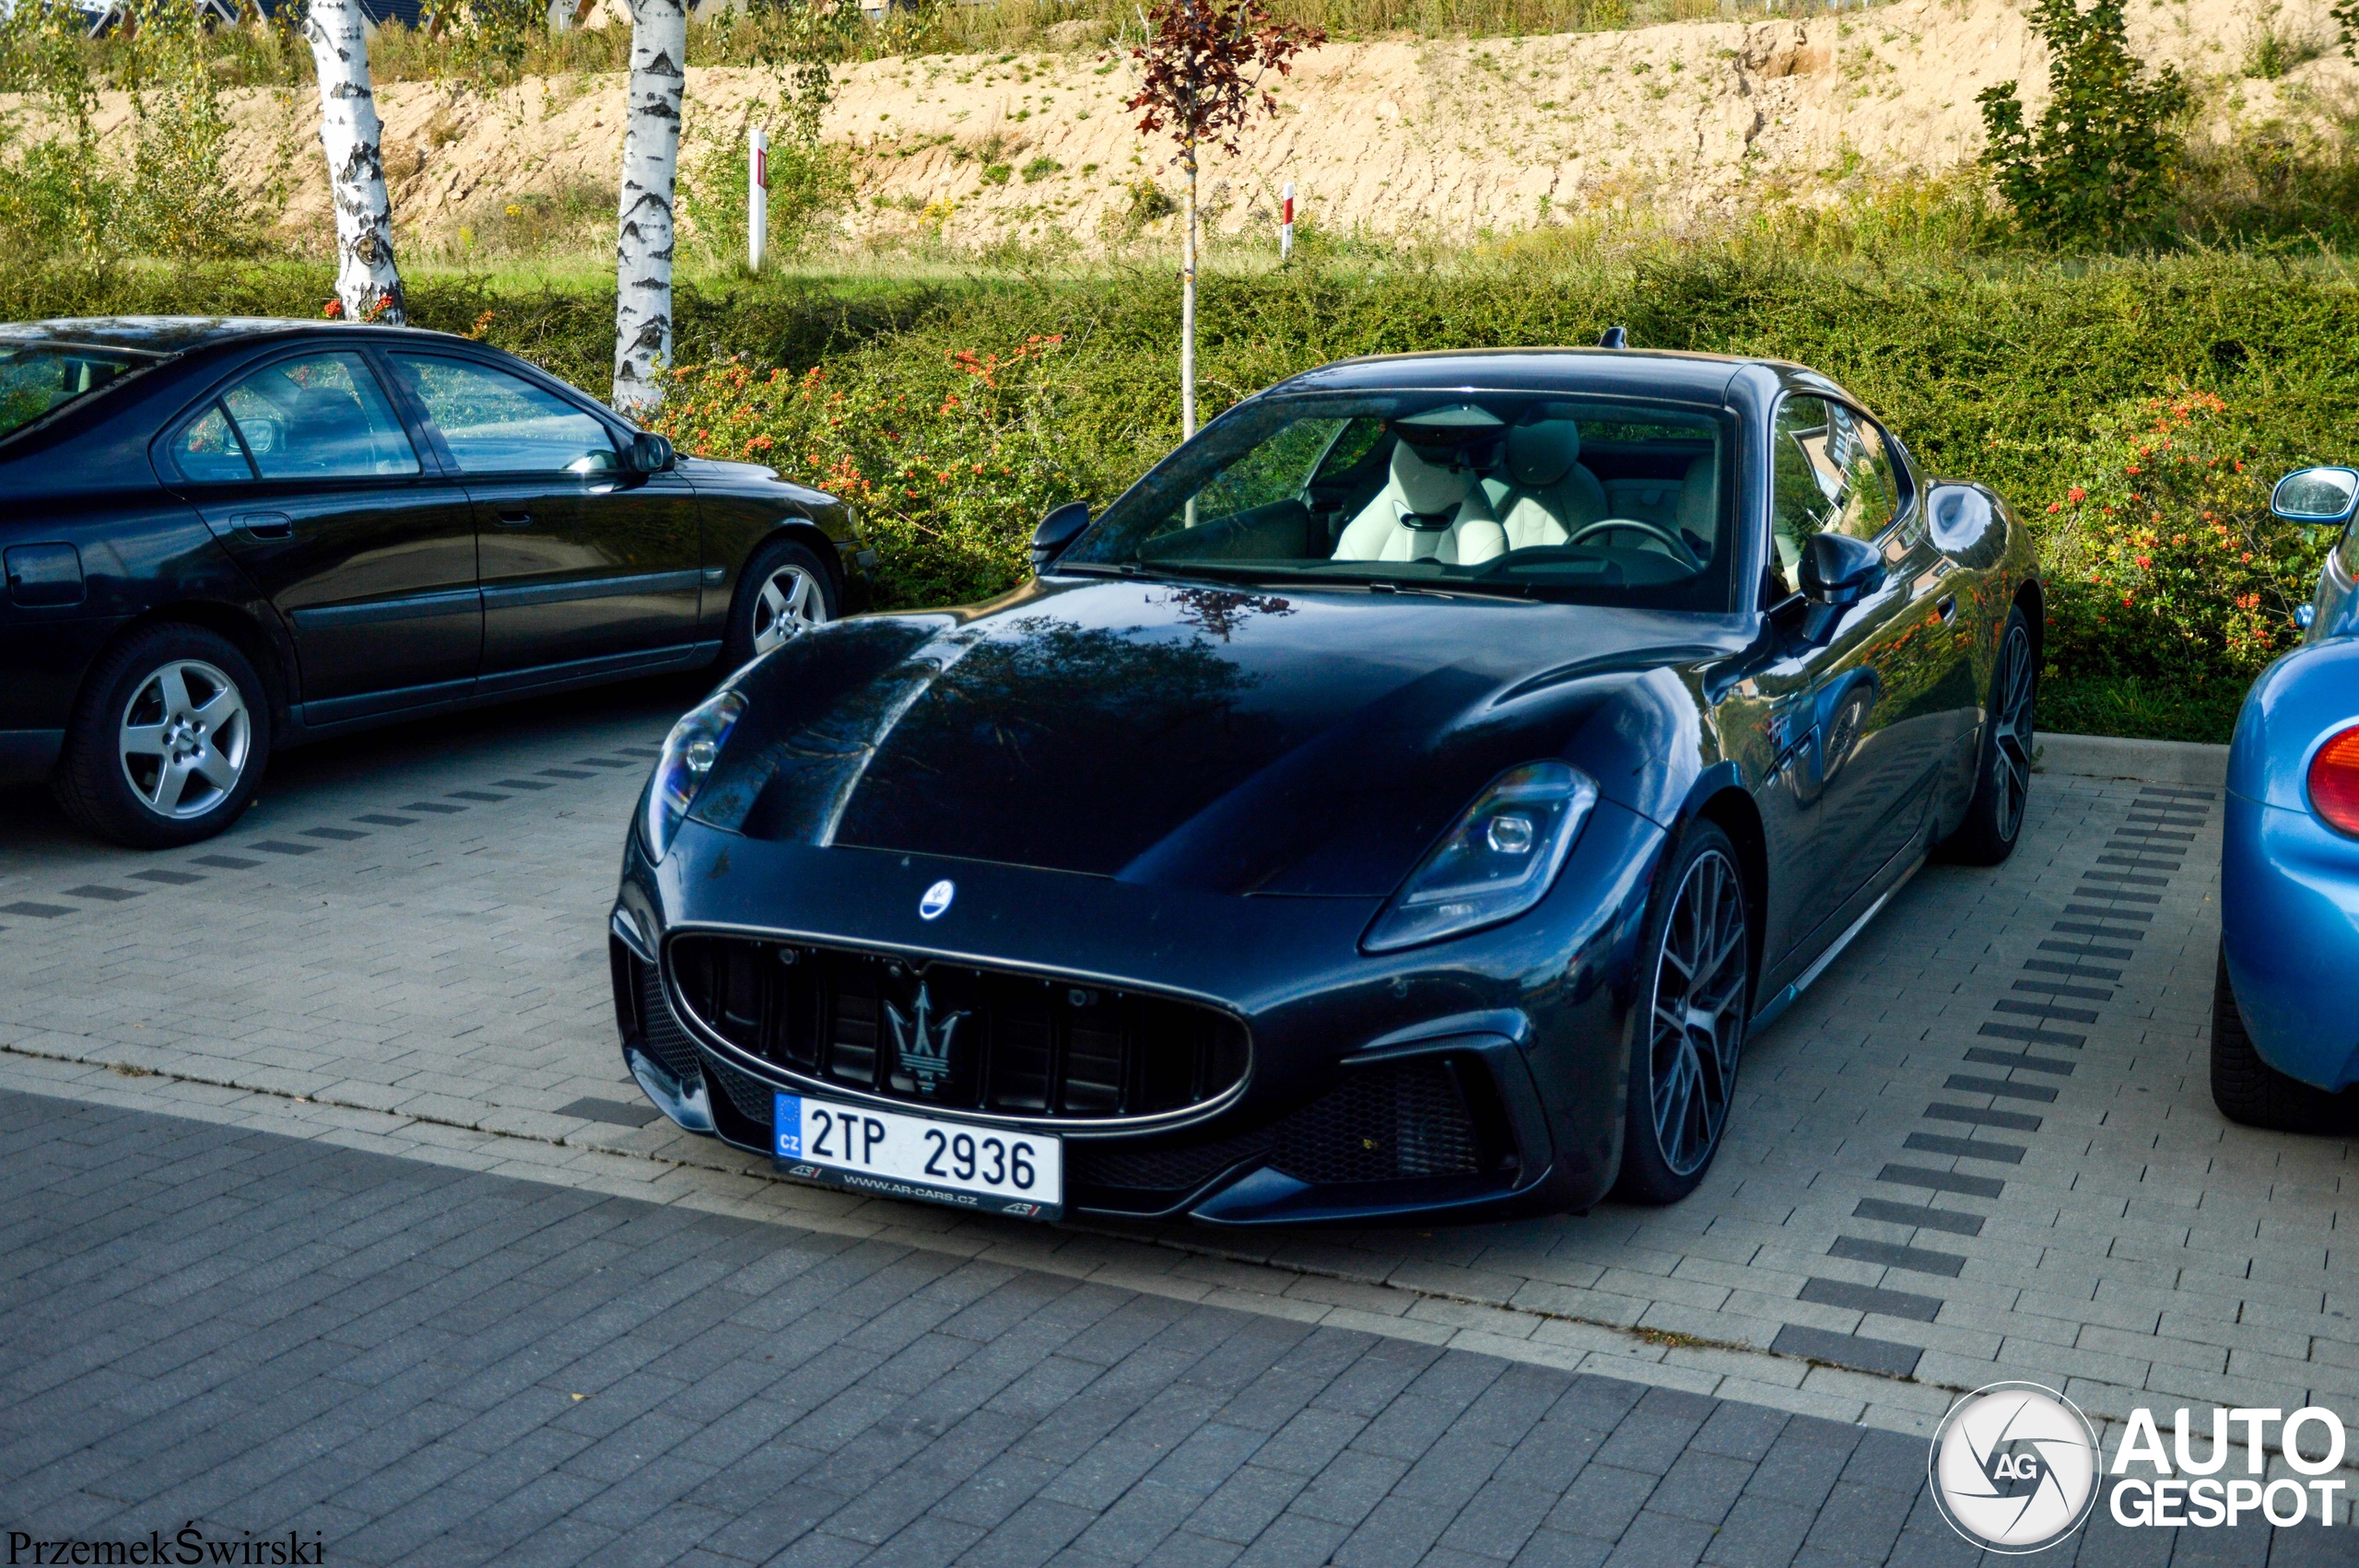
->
886;983;968;1097
919;879;956;920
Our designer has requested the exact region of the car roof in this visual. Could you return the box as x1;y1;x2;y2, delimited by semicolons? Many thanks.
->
1268;347;1844;405
0;317;485;358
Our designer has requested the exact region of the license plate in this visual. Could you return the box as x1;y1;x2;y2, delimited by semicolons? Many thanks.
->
773;1094;1062;1220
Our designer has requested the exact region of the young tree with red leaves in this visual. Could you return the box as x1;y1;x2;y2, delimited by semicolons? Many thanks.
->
1130;0;1322;438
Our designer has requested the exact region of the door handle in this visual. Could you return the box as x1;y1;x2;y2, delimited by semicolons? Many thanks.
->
231;511;293;541
1936;595;1958;624
495;510;534;528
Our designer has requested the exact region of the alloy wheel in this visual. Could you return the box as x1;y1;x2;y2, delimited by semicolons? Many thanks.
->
1989;623;2036;843
119;659;250;820
751;563;829;654
1647;847;1749;1176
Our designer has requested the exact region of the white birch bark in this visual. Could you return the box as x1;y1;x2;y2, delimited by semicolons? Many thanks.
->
302;0;405;324
613;0;688;415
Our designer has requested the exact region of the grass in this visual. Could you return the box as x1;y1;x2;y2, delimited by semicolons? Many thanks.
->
2043;675;2249;746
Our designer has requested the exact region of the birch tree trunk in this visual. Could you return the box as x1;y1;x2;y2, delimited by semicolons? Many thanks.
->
302;0;405;324
613;0;688;416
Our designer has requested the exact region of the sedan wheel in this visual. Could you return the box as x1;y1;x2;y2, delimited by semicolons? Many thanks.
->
751;562;829;654
1617;824;1751;1203
119;659;252;820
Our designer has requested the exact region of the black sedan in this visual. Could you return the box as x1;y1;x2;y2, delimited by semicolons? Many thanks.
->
0;318;869;847
611;346;2042;1223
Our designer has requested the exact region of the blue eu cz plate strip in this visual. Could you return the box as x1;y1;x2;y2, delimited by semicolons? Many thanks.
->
774;1094;803;1160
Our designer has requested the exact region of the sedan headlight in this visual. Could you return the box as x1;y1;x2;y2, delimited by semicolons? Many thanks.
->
642;688;746;863
1363;761;1601;953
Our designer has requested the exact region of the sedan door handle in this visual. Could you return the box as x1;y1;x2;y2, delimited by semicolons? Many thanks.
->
1936;594;1958;623
231;511;293;540
495;510;534;528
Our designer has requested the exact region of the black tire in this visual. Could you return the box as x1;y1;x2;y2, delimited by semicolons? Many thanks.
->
53;623;272;849
722;537;839;669
1939;607;2036;866
1615;822;1753;1205
2211;944;2359;1134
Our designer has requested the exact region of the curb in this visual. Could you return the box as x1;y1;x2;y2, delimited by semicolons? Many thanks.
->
2036;731;2230;787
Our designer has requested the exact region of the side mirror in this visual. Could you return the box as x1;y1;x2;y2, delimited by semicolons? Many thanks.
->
2271;466;2358;523
1031;501;1091;573
628;432;675;474
1798;532;1886;608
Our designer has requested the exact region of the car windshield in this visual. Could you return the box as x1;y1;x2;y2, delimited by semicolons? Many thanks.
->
0;343;152;440
1064;391;1740;609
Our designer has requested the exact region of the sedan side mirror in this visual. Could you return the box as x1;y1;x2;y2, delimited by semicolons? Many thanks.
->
628;432;675;474
1031;501;1091;573
2271;466;2358;523
1798;532;1887;608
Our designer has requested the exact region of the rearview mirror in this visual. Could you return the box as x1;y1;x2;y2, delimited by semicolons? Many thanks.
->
1798;532;1887;608
1032;501;1091;573
2271;466;2358;523
627;432;675;474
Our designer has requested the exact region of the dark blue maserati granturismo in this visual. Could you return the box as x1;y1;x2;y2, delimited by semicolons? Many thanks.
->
609;345;2043;1224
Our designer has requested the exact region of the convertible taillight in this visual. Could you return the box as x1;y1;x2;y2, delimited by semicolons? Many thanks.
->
2309;725;2359;836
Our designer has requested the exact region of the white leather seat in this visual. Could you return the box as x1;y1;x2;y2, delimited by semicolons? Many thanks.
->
1484;419;1609;551
1673;453;1717;546
1333;440;1509;566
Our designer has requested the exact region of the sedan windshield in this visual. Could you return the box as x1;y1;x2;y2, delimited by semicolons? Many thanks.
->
0;343;153;441
1064;391;1740;609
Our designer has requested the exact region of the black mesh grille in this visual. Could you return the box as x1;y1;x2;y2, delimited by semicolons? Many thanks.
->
707;1056;778;1130
635;959;705;1087
1071;1130;1273;1193
1269;1061;1481;1185
666;935;1248;1125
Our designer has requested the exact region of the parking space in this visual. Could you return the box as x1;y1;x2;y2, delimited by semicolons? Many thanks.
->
0;694;2351;1465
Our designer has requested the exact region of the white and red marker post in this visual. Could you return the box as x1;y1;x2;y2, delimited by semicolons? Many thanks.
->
1280;181;1295;264
747;124;770;273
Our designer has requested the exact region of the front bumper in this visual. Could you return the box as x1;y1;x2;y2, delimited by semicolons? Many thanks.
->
610;801;1667;1224
2221;789;2359;1092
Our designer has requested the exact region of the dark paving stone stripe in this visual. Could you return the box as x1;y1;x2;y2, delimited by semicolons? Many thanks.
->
1827;1235;1967;1279
0;901;74;919
301;826;369;842
1797;1279;1944;1323
446;790;509;802
353;814;417;827
247;840;319;856
2052;921;2145;941
126;870;204;886
2040;938;2137;961
2095;855;2182;871
1963;1047;2075;1076
491;778;553;790
61;884;141;902
2123;813;2207;827
2138;784;2216;798
2022;958;2122;980
2073;889;2165;907
191;854;260;870
555;1097;664;1129
1990;998;2099;1024
1768;1324;1923;1377
1923;1103;2042;1133
398;801;465;813
2062;906;2156;924
1943;1074;2060;1103
1979;1023;2086;1048
616;744;662;757
537;768;595;779
2082;871;2169;886
2012;978;2113;1000
1903;1132;2025;1164
1853;1197;1987;1236
575;756;635;767
1874;1164;2007;1199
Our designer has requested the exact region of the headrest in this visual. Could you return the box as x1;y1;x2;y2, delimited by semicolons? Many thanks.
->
1389;439;1469;516
1507;419;1581;487
1674;453;1716;535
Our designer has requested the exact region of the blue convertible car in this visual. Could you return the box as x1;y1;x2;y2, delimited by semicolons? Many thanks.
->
2216;467;2359;1131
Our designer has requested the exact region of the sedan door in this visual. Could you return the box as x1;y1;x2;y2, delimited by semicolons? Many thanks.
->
162;348;481;721
384;351;701;685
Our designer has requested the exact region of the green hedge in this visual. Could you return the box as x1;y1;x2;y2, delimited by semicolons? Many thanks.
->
12;253;2353;740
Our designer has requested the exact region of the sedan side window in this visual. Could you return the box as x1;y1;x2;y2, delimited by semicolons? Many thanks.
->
172;403;255;483
1770;396;1899;572
391;354;618;474
219;352;420;481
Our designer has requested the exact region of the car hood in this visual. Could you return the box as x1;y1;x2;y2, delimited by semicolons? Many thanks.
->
691;577;1746;897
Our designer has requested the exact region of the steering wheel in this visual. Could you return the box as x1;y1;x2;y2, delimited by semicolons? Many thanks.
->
1565;517;1703;572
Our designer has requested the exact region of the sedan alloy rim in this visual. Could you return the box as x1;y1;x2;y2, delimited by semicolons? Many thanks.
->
1990;623;2036;842
1648;847;1749;1176
751;563;828;653
119;659;250;820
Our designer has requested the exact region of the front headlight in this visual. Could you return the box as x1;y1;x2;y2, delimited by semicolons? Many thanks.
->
1362;761;1601;953
642;688;746;863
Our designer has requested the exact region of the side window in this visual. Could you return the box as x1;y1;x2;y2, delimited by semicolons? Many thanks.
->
390;354;617;474
1189;416;1344;523
1769;396;1899;570
172;404;254;483
219;352;419;480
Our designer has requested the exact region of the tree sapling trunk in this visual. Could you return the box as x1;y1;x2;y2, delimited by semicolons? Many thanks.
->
303;0;405;323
